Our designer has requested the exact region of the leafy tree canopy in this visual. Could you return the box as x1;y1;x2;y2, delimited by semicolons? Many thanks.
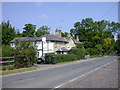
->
22;24;36;37
35;26;50;37
61;32;67;37
1;20;16;45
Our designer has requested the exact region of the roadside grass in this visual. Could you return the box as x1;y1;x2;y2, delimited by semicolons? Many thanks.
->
1;66;40;75
56;60;82;65
90;55;107;58
117;58;120;60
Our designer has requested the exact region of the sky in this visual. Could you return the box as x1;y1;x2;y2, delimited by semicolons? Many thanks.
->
2;2;119;40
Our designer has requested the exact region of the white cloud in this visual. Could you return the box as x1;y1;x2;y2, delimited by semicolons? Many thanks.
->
40;14;49;19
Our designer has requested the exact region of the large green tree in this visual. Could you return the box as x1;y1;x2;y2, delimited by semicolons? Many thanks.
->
35;26;50;37
22;24;36;37
115;33;120;55
61;32;67;37
2;20;16;45
70;18;119;55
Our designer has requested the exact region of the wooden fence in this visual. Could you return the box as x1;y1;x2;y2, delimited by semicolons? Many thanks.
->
0;56;25;68
0;57;14;67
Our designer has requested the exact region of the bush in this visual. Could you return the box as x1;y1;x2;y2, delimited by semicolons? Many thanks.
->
1;45;14;69
118;58;120;60
69;48;85;60
13;40;38;68
45;54;77;64
2;45;14;57
85;48;99;55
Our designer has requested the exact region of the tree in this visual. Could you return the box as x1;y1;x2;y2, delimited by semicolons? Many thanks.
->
16;29;22;37
70;18;119;54
115;33;120;55
61;32;67;37
103;38;112;54
2;20;16;45
14;40;38;68
22;24;36;37
35;26;50;37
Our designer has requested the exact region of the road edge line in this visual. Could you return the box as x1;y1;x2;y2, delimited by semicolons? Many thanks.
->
54;59;116;89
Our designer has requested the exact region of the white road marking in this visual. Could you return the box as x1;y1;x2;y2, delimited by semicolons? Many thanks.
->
54;59;116;88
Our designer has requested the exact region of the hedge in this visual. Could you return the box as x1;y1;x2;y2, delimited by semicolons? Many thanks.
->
45;54;77;64
69;48;85;60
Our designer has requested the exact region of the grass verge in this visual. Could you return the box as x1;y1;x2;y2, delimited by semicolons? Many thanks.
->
117;58;120;60
56;60;82;65
90;55;107;58
1;66;40;76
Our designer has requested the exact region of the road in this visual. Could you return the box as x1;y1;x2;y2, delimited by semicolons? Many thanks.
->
2;56;118;88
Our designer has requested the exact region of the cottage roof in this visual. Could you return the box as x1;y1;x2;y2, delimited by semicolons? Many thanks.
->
64;37;83;44
10;34;68;43
73;39;84;44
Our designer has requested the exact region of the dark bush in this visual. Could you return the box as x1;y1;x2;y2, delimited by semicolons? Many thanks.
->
1;45;14;69
45;54;77;64
2;45;14;57
69;48;85;60
85;48;99;55
13;40;38;68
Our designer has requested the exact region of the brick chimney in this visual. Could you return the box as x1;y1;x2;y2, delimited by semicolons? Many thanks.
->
67;33;71;37
55;29;61;37
76;35;79;41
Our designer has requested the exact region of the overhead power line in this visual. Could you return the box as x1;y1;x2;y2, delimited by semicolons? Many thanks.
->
100;2;117;20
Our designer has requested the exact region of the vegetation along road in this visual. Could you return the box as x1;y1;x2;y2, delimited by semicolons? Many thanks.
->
2;56;118;88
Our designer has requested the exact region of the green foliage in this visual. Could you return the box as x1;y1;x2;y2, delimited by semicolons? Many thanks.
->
85;48;98;55
70;18;119;55
61;32;67;37
95;44;103;55
2;45;14;57
118;58;120;60
69;48;85;60
22;24;36;37
115;34;120;55
1;20;16;45
16;29;22;37
13;40;38;68
76;44;84;49
45;54;77;64
35;26;50;37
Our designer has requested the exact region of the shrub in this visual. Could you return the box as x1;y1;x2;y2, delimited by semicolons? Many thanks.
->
2;45;14;57
13;40;38;68
118;58;120;60
45;54;77;64
69;48;85;60
1;45;14;69
85;48;98;55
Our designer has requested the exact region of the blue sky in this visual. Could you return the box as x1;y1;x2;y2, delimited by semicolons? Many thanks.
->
2;2;118;39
